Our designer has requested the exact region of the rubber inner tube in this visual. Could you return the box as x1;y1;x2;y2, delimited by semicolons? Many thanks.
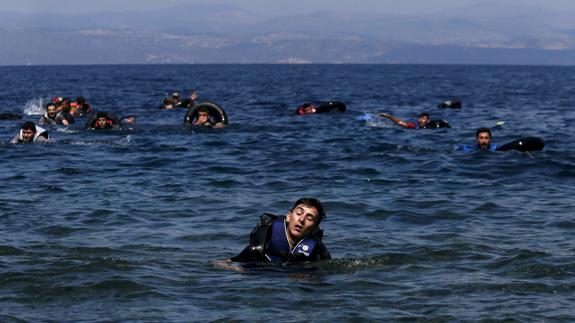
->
316;101;347;113
496;137;545;152
183;100;228;127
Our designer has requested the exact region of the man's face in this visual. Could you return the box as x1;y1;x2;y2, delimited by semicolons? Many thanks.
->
418;115;429;127
21;128;36;142
197;111;209;122
476;132;492;149
47;105;57;117
96;117;108;127
286;204;320;242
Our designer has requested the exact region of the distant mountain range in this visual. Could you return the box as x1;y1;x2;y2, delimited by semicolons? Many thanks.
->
1;2;575;65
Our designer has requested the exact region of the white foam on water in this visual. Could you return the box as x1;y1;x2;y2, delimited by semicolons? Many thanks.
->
22;97;45;116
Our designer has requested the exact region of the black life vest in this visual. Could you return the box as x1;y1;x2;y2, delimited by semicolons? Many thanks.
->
265;217;319;263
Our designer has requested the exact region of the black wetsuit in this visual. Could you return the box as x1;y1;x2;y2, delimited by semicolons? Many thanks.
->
231;214;331;263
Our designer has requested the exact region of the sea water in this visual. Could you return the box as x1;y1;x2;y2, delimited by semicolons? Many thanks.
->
0;64;574;321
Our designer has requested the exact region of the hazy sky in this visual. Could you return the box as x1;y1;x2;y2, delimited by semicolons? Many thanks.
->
1;0;575;15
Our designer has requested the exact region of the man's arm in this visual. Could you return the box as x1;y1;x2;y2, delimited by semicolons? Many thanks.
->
379;113;414;128
212;259;246;272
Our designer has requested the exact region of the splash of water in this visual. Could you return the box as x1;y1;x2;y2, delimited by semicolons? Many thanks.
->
22;97;46;116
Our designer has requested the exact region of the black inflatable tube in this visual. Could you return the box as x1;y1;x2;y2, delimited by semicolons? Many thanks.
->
427;119;451;128
496;137;545;152
316;101;347;113
0;113;22;120
183;100;228;127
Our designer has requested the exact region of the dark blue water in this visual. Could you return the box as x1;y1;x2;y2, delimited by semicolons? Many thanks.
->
1;64;574;321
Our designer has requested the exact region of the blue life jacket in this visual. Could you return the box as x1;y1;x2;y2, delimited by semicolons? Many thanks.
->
266;217;319;263
456;143;498;153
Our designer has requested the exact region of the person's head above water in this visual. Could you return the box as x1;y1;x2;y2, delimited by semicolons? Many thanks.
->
379;111;443;129
46;103;57;118
296;102;317;115
192;107;212;126
216;196;331;269
21;121;37;142
476;127;492;149
417;112;430;128
95;112;110;128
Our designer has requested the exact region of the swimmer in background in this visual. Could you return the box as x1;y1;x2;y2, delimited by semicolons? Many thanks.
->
38;103;63;126
171;92;181;106
475;127;498;151
70;96;92;117
160;98;177;110
379;112;429;129
10;121;49;144
86;112;120;130
160;91;198;109
456;127;498;152
214;198;331;271
120;116;136;131
177;90;199;108
379;112;450;129
456;127;545;152
192;107;225;128
295;102;317;115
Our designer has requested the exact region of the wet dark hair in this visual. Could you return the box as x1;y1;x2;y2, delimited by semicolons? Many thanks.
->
476;127;492;138
22;121;36;132
291;198;326;225
418;112;429;118
76;96;85;104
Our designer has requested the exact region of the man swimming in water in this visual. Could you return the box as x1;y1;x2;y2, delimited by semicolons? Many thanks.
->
38;103;61;126
379;112;449;129
10;121;49;144
94;113;114;129
192;107;225;128
85;111;123;130
39;103;73;126
177;91;199;108
214;198;331;270
71;96;92;116
296;103;317;115
475;127;497;150
455;127;499;152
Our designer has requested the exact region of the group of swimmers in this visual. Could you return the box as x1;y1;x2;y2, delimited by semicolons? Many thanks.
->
10;96;91;143
38;96;92;127
294;99;543;152
378;109;544;152
161;91;228;128
9;95;138;143
10;94;544;153
9;91;227;143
